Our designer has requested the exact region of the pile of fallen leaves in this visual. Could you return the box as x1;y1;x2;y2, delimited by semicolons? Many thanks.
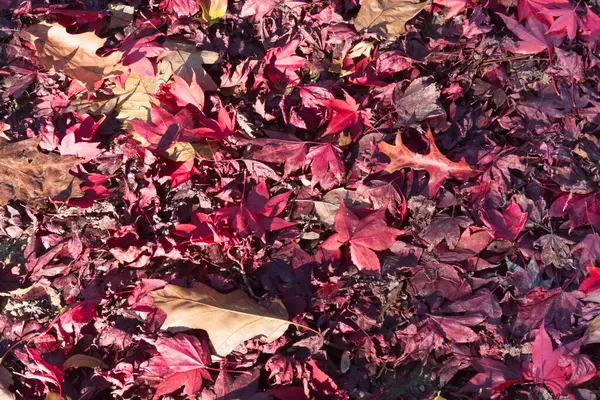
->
2;0;600;398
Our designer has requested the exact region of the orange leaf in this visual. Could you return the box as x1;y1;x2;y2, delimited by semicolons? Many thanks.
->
378;129;475;196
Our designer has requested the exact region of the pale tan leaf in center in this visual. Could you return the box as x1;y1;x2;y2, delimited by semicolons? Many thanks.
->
157;40;220;91
354;0;429;39
150;283;290;356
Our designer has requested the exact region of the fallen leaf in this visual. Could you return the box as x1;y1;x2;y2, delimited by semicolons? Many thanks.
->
199;0;228;23
150;283;291;356
112;72;159;121
481;197;528;241
314;188;370;226
130;106;219;161
579;266;600;294
63;354;107;369
393;77;445;125
522;323;567;397
378;128;475;196
157;40;220;91
354;0;429;39
21;22;124;90
322;202;402;275
0;137;83;207
140;334;212;400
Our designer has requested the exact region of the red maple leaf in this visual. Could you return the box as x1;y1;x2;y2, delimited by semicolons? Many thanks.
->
522;323;568;397
579;266;600;294
543;6;584;41
481;197;528;241
159;0;200;18
213;181;296;241
305;143;345;190
321;90;365;140
249;137;308;177
322;202;402;275
497;14;554;54
263;39;306;85
130;106;220;158
22;347;64;398
140;334;212;400
517;0;570;24
172;212;216;244
549;193;600;232
157;73;205;114
120;34;167;77
582;5;600;43
573;233;600;268
194;105;236;140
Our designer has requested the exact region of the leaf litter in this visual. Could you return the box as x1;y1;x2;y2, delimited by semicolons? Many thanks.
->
0;0;600;399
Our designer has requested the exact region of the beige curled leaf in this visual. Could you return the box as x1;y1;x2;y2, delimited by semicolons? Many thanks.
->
150;283;290;356
0;137;83;207
354;0;429;39
21;22;124;90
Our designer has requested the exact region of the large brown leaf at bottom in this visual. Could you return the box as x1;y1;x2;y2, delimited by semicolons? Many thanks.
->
0;137;83;207
354;0;429;39
150;283;290;356
21;22;124;90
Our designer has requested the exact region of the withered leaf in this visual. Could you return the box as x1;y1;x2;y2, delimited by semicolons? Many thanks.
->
21;22;124;90
63;354;107;370
393;77;445;125
150;283;290;356
0;137;83;207
534;234;575;269
354;0;429;39
157;40;220;91
378;129;475;197
68;71;158;122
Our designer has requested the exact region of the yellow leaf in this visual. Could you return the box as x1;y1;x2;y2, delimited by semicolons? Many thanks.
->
150;283;290;356
198;0;228;24
354;0;429;39
21;22;124;90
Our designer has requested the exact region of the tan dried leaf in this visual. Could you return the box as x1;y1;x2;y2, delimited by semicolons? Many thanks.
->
0;137;83;207
157;40;220;91
585;315;600;345
150;283;290;356
354;0;429;39
63;354;107;369
67;71;158;122
163;141;218;162
21;22;124;90
314;188;370;226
